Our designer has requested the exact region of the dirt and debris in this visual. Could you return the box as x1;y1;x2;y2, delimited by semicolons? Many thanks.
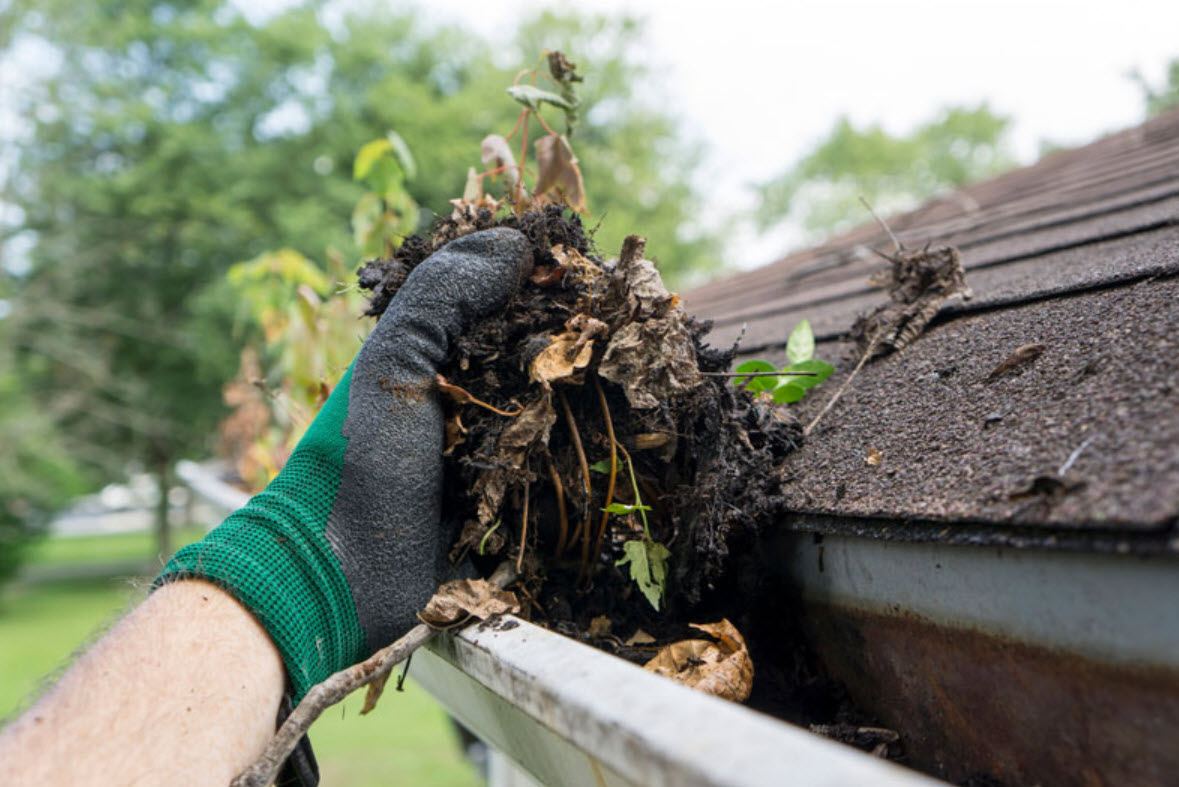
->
357;203;898;761
359;204;800;622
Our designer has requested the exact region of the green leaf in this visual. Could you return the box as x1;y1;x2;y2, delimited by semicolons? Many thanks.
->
616;539;671;610
477;519;502;556
506;84;574;112
353;138;394;181
385;131;416;181
787;320;815;364
589;459;612;474
733;359;777;392
783;359;835;390
771;381;807;403
602;502;652;515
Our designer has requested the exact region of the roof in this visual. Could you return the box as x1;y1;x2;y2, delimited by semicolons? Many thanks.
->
684;109;1179;552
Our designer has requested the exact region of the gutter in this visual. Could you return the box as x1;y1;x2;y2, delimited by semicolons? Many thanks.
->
413;615;944;787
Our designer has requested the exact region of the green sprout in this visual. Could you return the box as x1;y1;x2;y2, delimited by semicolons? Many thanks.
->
732;320;835;403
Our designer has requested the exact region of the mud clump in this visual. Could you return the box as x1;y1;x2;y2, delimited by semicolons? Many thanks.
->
358;205;801;633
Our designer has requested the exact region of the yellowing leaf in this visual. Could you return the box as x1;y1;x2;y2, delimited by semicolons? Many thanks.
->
643;619;753;702
534;134;586;213
354;138;393;181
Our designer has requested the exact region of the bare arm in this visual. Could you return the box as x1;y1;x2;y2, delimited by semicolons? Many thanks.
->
0;580;284;786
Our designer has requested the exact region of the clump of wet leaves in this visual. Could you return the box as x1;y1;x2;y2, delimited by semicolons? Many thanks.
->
357;206;801;630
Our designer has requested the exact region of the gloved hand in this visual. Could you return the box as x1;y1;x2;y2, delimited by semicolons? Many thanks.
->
157;228;532;706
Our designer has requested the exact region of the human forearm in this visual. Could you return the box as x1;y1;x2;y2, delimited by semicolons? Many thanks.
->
0;580;284;786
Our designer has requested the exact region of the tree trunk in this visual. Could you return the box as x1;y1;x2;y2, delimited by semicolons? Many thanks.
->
155;459;172;560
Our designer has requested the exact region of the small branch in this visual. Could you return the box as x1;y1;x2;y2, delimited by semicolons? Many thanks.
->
558;388;591;499
548;452;570;556
231;625;435;787
232;563;518;787
517;481;531;573
804;332;880;438
859;196;901;255
702;371;818;379
583;376;618;584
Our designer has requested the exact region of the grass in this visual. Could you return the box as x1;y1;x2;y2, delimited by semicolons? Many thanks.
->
25;526;208;567
0;536;480;786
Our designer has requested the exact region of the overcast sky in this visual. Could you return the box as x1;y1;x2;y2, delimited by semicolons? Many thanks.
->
419;0;1179;268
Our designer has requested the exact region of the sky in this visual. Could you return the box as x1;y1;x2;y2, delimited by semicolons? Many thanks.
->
5;0;1178;272
416;0;1179;267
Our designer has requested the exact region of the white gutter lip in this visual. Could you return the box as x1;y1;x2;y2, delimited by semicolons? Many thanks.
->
415;615;944;787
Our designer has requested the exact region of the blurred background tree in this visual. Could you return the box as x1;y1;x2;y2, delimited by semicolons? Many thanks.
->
1130;57;1179;117
0;0;717;560
753;103;1014;239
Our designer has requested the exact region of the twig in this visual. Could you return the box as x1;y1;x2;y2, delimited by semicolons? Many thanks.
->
702;371;818;379
1058;437;1094;476
859;196;901;255
232;563;518;787
517;481;531;573
804;332;880;438
548;452;570;556
583;376;619;584
558;388;591;498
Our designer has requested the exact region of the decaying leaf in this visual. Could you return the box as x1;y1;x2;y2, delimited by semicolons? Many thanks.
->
481;134;518;190
534;134;586;213
599;319;703;409
530;333;593;384
643;619;754;702
985;343;1046;383
852;244;969;357
443;412;467;456
471;392;557;525
418;579;521;629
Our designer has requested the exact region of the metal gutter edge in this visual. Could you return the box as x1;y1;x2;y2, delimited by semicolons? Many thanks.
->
412;616;944;787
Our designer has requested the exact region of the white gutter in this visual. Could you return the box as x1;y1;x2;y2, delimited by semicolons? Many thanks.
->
413;616;944;787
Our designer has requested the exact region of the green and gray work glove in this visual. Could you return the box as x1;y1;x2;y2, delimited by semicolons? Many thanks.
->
157;228;531;702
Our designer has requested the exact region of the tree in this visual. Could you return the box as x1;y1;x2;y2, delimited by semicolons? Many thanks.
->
1130;58;1179;117
0;1;716;559
754;103;1014;239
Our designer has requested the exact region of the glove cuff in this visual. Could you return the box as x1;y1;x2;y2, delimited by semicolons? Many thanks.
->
155;367;366;702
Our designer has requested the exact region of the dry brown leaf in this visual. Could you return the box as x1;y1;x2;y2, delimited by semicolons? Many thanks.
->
626;629;656;646
360;671;391;715
588;615;613;638
472;393;557;525
866;446;883;467
443;412;467;456
534;134;586;213
599;318;703;409
530;332;594;384
418;579;521;630
643;618;753;702
481;134;518;191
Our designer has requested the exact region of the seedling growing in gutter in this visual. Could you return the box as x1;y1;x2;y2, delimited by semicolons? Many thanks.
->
732;320;835;403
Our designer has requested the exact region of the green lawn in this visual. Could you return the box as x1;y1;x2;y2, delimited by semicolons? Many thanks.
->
25;526;209;567
0;538;480;786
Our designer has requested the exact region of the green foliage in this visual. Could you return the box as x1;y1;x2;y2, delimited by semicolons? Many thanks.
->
615;538;670;611
1130;59;1179;117
601;447;667;610
756;103;1014;238
733;321;835;404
